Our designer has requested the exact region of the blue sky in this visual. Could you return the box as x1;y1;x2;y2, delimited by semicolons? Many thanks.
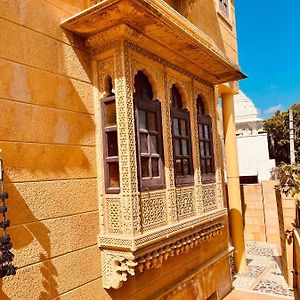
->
235;1;300;119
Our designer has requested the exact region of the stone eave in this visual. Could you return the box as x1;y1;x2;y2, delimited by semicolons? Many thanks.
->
61;0;246;85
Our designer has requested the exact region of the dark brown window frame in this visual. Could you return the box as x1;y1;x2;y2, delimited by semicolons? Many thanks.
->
197;98;215;183
134;73;165;191
171;86;194;186
102;95;120;194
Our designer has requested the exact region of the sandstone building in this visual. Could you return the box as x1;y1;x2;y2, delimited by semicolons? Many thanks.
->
0;0;246;299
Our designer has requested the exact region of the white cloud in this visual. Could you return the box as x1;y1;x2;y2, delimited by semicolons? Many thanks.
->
263;104;282;118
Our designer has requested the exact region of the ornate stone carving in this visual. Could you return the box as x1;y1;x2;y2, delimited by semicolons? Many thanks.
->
101;250;138;289
140;190;168;232
101;221;224;288
176;187;195;220
202;184;218;212
106;198;122;234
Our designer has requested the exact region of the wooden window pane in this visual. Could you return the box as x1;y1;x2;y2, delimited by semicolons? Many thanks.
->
200;141;205;157
148;112;157;131
183;159;189;176
206;159;212;173
205;142;211;156
180;119;186;136
204;124;209;139
173;118;179;136
175;159;182;176
199;124;203;139
139;110;147;130
105;102;116;126
108;162;120;188
141;157;150;177
152;158;159;177
150;135;158;154
107;131;118;157
174;138;181;156
201;159;206;173
182;139;188;156
140;133;148;153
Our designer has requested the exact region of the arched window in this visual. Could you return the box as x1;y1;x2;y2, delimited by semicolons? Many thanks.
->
197;96;215;183
134;71;165;190
103;76;120;193
171;85;193;185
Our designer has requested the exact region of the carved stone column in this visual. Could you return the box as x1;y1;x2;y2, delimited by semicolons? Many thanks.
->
114;41;141;235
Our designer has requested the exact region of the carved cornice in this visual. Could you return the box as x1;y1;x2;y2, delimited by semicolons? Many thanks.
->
61;0;246;85
99;208;227;251
101;218;226;289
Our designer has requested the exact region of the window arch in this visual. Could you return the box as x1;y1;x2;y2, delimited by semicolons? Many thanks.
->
171;85;193;185
197;96;215;183
102;75;120;193
134;71;165;190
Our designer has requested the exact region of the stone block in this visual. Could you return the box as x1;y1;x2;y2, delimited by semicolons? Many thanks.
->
0;18;92;82
0;98;95;145
0;58;94;114
0;142;96;182
6;179;98;225
9;212;99;267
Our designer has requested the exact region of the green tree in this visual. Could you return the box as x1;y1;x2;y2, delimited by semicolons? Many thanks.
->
264;103;300;165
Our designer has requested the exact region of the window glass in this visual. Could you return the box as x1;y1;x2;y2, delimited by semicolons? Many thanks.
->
107;131;118;157
140;134;148;153
141;157;150;177
105;102;116;127
148;112;157;131
152;158;159;177
139;110;147;130
150;135;158;153
108;162;120;188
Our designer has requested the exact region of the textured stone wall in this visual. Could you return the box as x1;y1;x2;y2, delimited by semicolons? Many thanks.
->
0;0;104;299
174;0;238;63
0;1;233;299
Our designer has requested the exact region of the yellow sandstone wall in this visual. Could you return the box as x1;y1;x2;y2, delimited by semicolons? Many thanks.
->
0;0;104;298
294;229;300;298
172;0;239;64
0;1;233;299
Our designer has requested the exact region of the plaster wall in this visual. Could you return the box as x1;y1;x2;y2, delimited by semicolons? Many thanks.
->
237;133;275;182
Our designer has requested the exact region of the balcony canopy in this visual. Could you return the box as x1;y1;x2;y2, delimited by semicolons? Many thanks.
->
62;0;246;85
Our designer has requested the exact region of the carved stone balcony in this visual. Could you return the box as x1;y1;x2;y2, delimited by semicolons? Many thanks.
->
61;0;238;290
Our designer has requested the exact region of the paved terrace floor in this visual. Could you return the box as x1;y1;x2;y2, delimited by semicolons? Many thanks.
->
225;241;294;300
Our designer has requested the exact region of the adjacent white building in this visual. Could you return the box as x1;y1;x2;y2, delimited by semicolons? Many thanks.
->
234;91;275;183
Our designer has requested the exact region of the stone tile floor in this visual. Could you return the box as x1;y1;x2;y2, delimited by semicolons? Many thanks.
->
231;241;294;299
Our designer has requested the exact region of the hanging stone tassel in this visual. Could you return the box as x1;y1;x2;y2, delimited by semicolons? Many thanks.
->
0;158;16;278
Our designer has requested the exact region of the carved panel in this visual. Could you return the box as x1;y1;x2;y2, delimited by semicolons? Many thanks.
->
176;187;195;220
202;184;217;212
106;198;122;234
140;191;168;232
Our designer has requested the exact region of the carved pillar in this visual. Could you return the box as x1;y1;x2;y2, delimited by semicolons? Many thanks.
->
191;80;203;215
163;67;178;223
114;41;141;235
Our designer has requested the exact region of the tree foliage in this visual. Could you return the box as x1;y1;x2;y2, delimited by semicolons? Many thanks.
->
264;103;300;165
